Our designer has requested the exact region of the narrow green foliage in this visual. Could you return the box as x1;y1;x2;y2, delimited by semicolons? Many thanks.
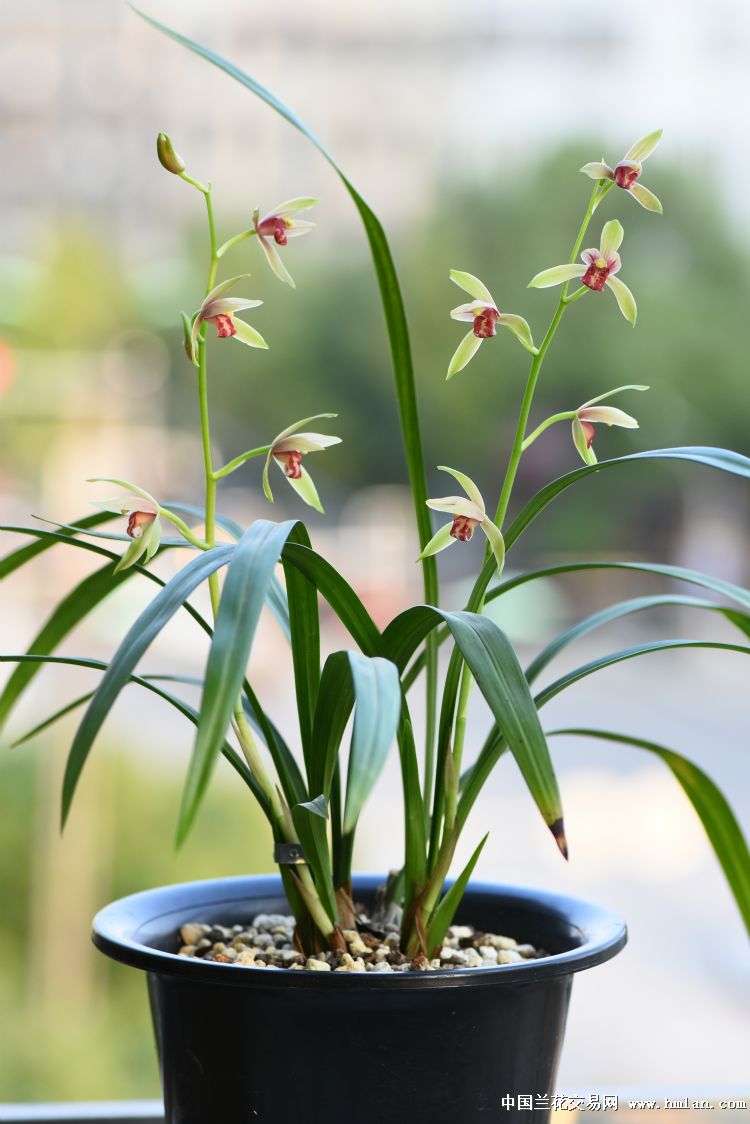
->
292;795;338;925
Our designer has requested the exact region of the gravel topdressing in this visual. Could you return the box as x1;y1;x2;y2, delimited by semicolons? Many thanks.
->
177;911;545;973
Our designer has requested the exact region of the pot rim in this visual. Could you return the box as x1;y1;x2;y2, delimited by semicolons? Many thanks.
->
92;874;627;990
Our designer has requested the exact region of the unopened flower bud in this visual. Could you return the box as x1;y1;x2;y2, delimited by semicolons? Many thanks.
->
157;132;185;175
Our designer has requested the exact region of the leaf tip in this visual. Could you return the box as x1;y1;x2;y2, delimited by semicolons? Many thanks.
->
550;817;568;860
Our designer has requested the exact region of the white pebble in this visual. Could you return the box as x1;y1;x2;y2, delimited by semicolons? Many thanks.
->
335;953;366;972
180;923;207;946
497;949;524;965
448;925;473;939
306;958;331;971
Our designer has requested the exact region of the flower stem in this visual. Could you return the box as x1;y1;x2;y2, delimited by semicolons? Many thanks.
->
194;184;334;940
217;228;257;259
520;411;577;452
425;183;606;925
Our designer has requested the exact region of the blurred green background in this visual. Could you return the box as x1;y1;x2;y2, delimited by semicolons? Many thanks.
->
1;0;749;1104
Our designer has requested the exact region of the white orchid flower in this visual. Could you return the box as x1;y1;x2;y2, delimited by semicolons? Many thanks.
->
421;467;505;575
572;384;648;465
447;270;536;379
581;129;663;213
89;478;162;572
191;275;266;364
252;198;317;288
529;220;637;325
262;414;341;514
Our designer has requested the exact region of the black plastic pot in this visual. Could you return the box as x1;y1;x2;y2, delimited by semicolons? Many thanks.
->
93;875;626;1124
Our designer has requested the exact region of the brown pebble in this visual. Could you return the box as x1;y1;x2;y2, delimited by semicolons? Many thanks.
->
410;954;430;971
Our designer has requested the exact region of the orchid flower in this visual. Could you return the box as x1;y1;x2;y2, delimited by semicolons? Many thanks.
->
572;384;648;465
252;198;317;288
89;479;162;572
421;467;505;575
191;275;266;364
262;414;341;514
529;220;637;325
581;130;663;213
447;270;536;379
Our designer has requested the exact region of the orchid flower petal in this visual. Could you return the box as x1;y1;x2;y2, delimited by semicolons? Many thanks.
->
114;534;150;574
629;182;663;213
419;522;457;560
190;312;203;365
447;330;482;379
233;319;269;349
624;129;663;163
436;465;485;511
282;464;325;513
580;384;648;409
572;417;597;466
528;264;584;289
426;496;485;520
578;405;639;428
480;516;506;576
269;413;338;448
605;275;637;325
599;219;624;260
274;432;342;454
258;235;295;288
87;478;159;508
580;161;614;181
207;297;263;315
202;274;253;307
498;313;536;353
284;220;316;239
450;301;487;322
270;197;318;217
449;269;494;304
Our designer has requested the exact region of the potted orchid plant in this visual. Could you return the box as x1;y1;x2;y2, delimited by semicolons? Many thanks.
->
2;11;749;1123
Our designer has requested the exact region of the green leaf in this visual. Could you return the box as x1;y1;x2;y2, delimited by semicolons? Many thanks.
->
426;833;489;954
291;795;338;925
526;595;750;684
131;5;438;608
343;652;402;833
536;638;750;709
0;562;132;733
309;652;356;798
0;532;226;732
459;638;750;829
281;525;320;770
504;447;750;552
240;689;307;807
386;606;564;850
0;655;270;820
61;545;234;827
487;559;750;610
282;542;382;655
0;511;117;579
177;521;298;844
547;728;750;938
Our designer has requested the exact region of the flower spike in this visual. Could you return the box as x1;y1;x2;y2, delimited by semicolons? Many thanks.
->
88;478;162;572
571;384;648;465
262;413;341;514
447;270;536;379
190;275;267;364
529;220;637;325
253;198;317;288
581;129;663;213
421;467;505;575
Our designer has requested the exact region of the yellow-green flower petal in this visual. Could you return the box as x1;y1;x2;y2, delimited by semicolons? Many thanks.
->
447;330;482;379
605;275;637;325
480;516;505;576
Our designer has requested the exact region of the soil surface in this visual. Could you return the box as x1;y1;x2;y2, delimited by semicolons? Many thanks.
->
177;910;544;972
